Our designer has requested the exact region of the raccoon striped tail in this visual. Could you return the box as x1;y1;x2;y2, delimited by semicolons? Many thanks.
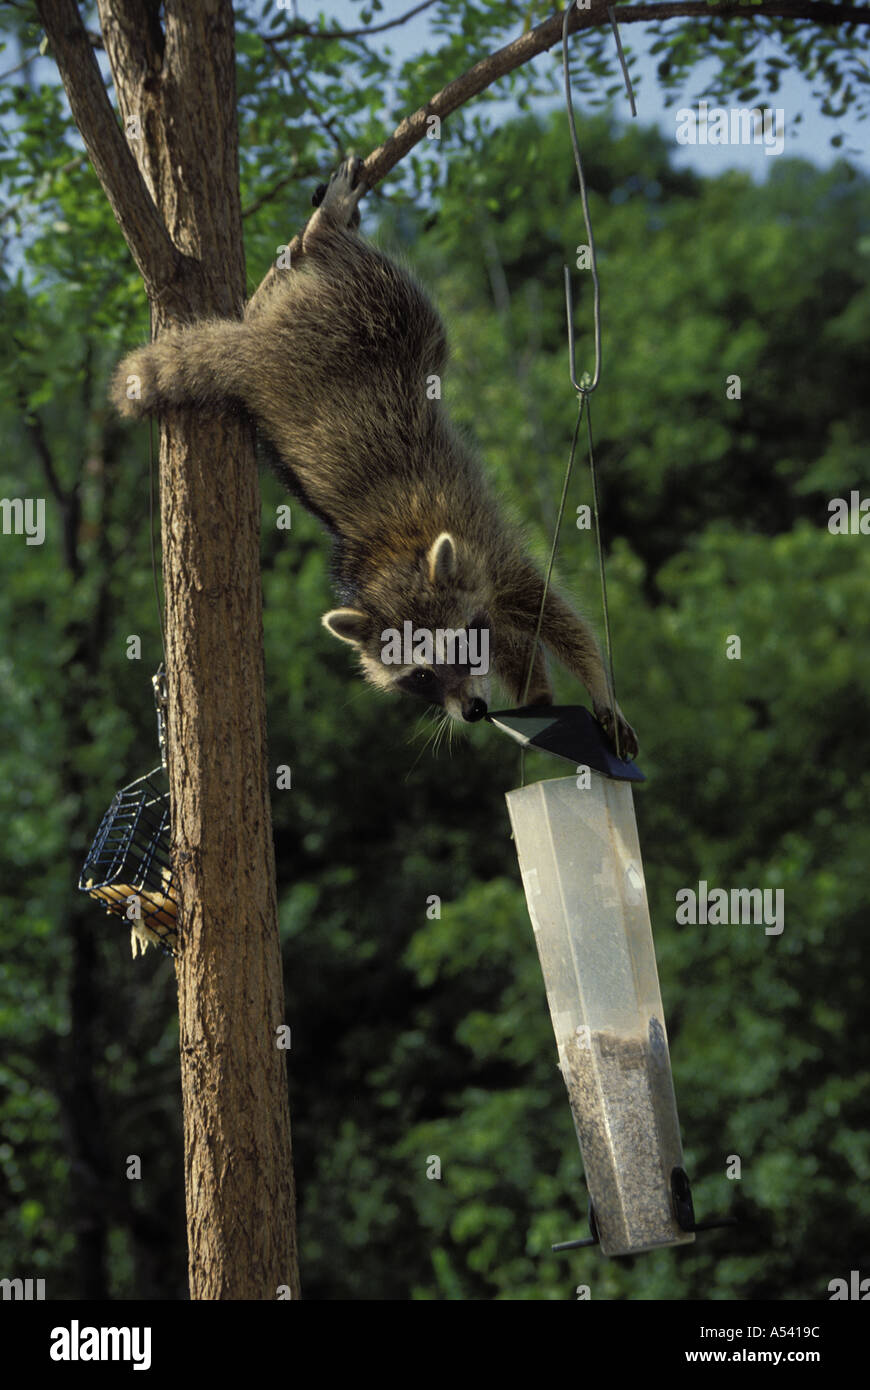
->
111;320;250;419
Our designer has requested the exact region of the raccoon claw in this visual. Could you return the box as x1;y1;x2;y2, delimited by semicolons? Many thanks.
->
341;154;364;189
594;700;638;762
314;156;365;227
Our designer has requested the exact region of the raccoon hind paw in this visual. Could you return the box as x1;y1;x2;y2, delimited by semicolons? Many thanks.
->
315;155;365;228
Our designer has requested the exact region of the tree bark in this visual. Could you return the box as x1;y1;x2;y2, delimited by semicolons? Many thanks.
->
38;0;299;1299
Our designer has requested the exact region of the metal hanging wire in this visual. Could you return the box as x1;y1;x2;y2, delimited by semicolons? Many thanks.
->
607;6;638;119
519;3;636;778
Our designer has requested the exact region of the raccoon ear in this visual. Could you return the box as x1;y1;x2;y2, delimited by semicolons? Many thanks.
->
322;608;372;647
427;532;457;586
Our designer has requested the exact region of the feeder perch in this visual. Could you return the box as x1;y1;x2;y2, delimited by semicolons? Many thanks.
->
502;712;692;1257
79;766;177;958
489;704;644;782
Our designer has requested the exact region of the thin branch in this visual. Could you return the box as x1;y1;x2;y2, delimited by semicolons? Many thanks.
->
611;1;870;23
263;34;346;153
0;25;102;82
22;401;67;507
34;0;183;295
242;166;306;219
358;0;870;192
21;399;83;579
275;0;440;41
0;49;38;82
0;150;89;226
359;3;605;192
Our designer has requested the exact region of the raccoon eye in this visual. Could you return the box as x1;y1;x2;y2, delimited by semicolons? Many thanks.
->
399;666;441;702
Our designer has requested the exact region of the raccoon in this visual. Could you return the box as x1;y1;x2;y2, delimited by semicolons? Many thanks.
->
112;157;637;758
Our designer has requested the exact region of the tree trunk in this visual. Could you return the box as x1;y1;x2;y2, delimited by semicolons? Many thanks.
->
37;0;299;1297
111;4;299;1300
168;404;299;1300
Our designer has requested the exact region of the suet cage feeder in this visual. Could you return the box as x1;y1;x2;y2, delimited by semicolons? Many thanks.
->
494;706;695;1257
78;766;177;958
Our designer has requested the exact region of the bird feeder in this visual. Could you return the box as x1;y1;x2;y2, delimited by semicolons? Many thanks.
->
79;765;177;957
78;666;177;958
495;706;694;1257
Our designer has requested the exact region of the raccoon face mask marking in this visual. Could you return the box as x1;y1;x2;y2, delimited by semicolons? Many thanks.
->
322;536;492;722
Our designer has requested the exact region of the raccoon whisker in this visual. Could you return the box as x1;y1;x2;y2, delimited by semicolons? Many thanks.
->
407;713;439;760
334;686;373;717
435;710;452;757
430;715;445;758
427;717;445;758
408;710;436;745
404;709;442;779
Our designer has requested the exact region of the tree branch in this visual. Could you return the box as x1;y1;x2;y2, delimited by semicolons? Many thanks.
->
263;35;346;154
34;0;185;296
21;398;82;579
247;0;870;308
361;0;870;187
358;2;597;191
242;165;310;219
0;151;88;228
611;1;870;23
290;0;870;215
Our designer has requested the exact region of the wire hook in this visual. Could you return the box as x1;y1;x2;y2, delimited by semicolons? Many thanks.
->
608;6;638;119
152;662;169;770
562;3;637;395
562;3;601;396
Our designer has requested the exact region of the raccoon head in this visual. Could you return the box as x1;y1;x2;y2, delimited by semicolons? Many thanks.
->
322;532;492;723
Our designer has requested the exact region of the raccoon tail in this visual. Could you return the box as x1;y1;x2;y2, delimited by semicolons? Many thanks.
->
111;320;251;419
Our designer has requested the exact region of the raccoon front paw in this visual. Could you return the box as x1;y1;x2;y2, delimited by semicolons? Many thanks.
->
111;348;160;419
313;155;365;228
594;699;638;761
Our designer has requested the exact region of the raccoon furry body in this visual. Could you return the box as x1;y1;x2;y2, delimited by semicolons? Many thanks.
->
112;157;637;757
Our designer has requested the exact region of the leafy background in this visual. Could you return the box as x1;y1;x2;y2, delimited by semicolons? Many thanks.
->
1;1;868;1299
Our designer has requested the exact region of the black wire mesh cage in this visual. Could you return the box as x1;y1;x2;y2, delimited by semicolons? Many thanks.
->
78;766;177;958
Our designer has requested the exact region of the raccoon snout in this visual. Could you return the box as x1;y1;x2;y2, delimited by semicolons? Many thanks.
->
462;697;488;723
